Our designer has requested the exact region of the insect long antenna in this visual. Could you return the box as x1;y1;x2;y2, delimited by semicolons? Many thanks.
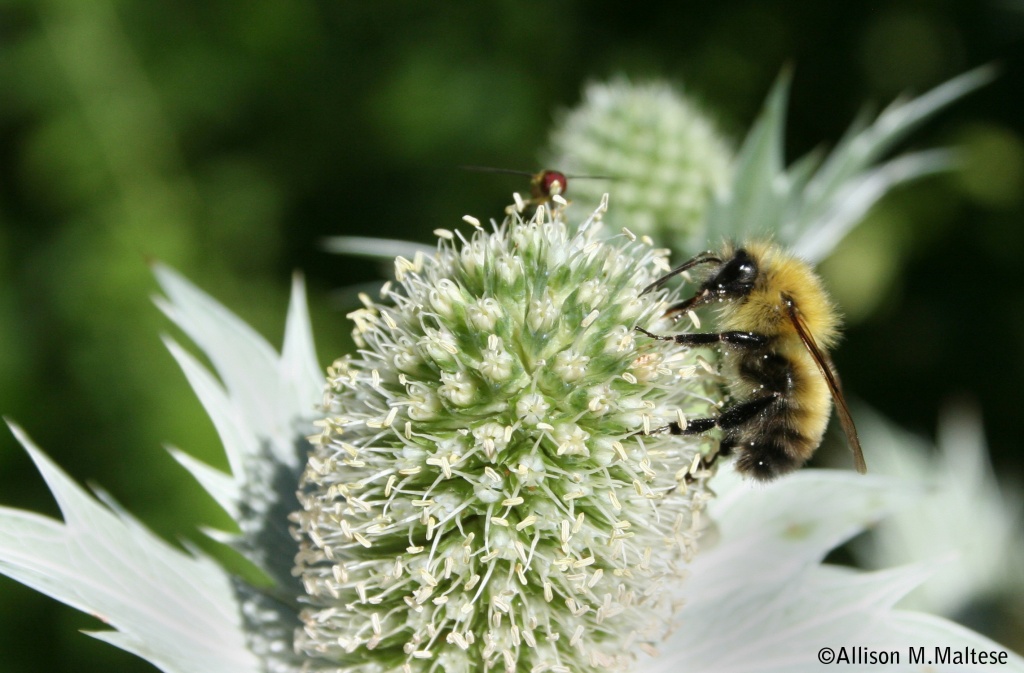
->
458;165;535;177
642;252;722;295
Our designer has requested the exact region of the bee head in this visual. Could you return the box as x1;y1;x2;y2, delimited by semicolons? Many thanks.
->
710;249;759;298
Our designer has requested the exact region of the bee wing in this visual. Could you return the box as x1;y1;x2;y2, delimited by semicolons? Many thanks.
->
785;299;867;474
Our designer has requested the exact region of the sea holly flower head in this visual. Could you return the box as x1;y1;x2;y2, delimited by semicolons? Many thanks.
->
292;199;718;672
546;78;733;251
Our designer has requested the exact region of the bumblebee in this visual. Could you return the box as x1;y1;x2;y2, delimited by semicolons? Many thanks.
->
636;242;866;481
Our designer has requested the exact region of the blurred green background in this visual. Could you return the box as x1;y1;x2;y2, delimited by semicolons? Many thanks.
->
1;1;1022;671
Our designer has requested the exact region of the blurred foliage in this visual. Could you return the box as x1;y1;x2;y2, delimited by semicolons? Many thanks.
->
1;1;1022;671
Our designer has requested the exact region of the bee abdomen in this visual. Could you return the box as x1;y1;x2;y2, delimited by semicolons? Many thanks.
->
729;412;814;481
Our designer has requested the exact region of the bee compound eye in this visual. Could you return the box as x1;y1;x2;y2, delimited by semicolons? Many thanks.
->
738;261;757;282
714;253;759;292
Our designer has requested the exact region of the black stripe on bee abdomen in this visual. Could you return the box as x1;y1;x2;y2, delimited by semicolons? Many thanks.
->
726;409;813;481
737;350;794;395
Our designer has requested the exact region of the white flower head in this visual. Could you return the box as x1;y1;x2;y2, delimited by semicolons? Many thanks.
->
546;78;733;250
293;201;716;672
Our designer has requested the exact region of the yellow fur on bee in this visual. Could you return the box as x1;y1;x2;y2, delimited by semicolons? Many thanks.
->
777;337;833;446
718;241;841;349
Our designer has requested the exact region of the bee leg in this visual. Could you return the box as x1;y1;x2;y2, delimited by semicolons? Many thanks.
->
684;438;735;483
662;293;703;318
674;397;779;483
667;417;718;434
635;327;772;349
716;393;782;428
663;392;779;435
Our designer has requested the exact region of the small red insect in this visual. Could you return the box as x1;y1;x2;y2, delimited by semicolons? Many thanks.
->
460;166;611;208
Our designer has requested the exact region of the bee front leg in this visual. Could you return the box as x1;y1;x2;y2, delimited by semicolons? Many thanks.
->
662;293;703;317
634;326;771;349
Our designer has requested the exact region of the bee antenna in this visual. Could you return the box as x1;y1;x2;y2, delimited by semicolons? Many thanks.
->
642;252;722;295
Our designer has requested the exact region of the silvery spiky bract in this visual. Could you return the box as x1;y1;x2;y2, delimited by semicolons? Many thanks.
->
704;68;994;262
547;69;993;264
852;406;1024;617
293;201;717;672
